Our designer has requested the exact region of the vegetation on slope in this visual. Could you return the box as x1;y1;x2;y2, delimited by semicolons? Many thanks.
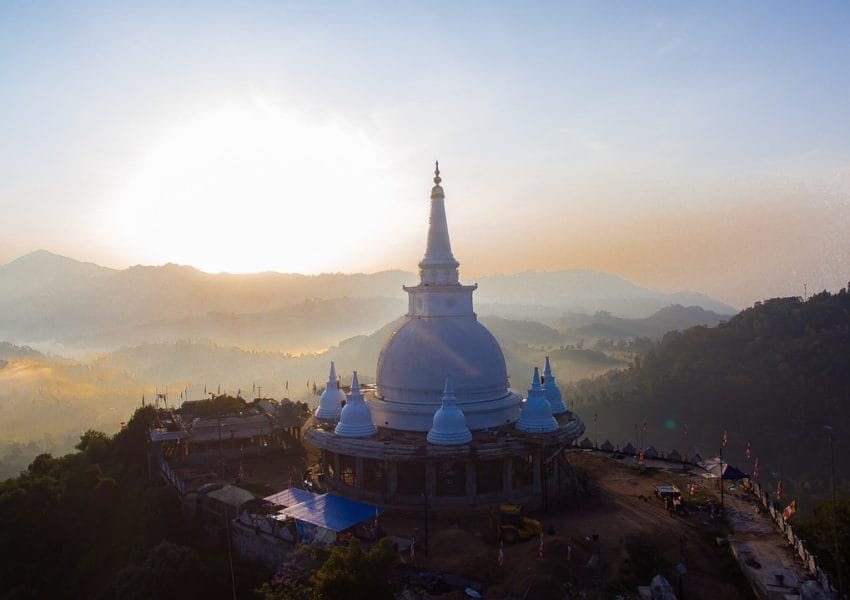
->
0;407;265;599
569;291;850;508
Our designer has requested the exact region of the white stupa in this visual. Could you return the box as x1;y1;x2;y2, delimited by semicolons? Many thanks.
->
315;361;345;420
542;356;568;415
427;376;473;445
334;371;377;437
304;164;587;509
367;163;522;431
516;367;558;433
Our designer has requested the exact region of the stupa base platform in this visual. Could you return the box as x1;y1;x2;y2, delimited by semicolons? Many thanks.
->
305;413;584;510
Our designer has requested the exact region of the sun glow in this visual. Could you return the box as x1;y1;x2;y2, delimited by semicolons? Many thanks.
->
103;99;411;273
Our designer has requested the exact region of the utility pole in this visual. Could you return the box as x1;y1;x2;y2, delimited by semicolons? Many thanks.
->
423;492;430;556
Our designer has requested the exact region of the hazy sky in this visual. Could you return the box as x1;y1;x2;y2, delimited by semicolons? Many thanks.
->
2;1;849;308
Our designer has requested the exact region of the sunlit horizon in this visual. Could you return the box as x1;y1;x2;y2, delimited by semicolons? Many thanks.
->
2;2;849;308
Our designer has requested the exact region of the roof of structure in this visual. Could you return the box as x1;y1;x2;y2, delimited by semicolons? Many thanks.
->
206;484;256;507
264;487;320;508
276;493;383;532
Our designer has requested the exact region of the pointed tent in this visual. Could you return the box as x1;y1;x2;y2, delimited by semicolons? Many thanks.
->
622;443;636;455
667;449;682;462
699;457;749;480
579;437;594;449
601;440;615;452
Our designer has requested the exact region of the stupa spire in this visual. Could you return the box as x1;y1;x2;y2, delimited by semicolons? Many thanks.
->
543;356;568;414
328;361;338;387
516;366;558;433
419;161;460;285
315;361;345;420
427;375;472;445
335;371;377;437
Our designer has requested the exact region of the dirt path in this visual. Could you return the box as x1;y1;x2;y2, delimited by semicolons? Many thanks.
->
384;451;756;599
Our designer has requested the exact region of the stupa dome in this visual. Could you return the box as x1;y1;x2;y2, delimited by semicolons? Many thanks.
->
334;372;377;437
315;361;345;420
427;376;473;445
366;164;521;431
542;356;568;415
516;367;558;433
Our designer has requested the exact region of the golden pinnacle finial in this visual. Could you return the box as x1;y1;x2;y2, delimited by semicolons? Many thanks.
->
434;160;441;185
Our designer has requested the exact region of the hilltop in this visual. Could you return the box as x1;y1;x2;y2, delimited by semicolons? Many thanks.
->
569;290;850;513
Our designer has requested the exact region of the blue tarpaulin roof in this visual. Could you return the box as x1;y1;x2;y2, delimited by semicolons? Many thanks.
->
264;487;319;507
277;493;384;532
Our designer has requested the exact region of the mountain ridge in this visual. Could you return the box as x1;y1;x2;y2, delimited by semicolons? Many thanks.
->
0;250;737;350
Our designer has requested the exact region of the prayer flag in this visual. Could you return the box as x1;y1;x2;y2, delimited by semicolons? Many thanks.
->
775;480;783;501
538;533;544;558
497;540;504;566
746;440;752;459
782;500;797;521
722;430;728;447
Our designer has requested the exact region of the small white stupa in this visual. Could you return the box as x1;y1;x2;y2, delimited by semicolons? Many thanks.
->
427;376;472;445
315;361;346;420
542;356;568;415
334;371;377;437
516;367;558;433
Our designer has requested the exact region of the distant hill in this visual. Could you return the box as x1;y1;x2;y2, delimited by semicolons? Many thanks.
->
568;290;850;514
0;251;736;352
0;342;42;361
558;304;731;341
475;270;736;318
0;251;414;351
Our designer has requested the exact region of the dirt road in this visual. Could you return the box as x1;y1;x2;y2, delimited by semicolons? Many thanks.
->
384;451;756;599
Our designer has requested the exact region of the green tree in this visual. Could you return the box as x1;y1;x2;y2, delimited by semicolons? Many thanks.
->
797;498;850;592
258;543;330;600
115;541;211;600
312;538;397;600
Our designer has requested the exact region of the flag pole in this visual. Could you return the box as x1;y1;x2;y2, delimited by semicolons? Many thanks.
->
719;445;724;510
